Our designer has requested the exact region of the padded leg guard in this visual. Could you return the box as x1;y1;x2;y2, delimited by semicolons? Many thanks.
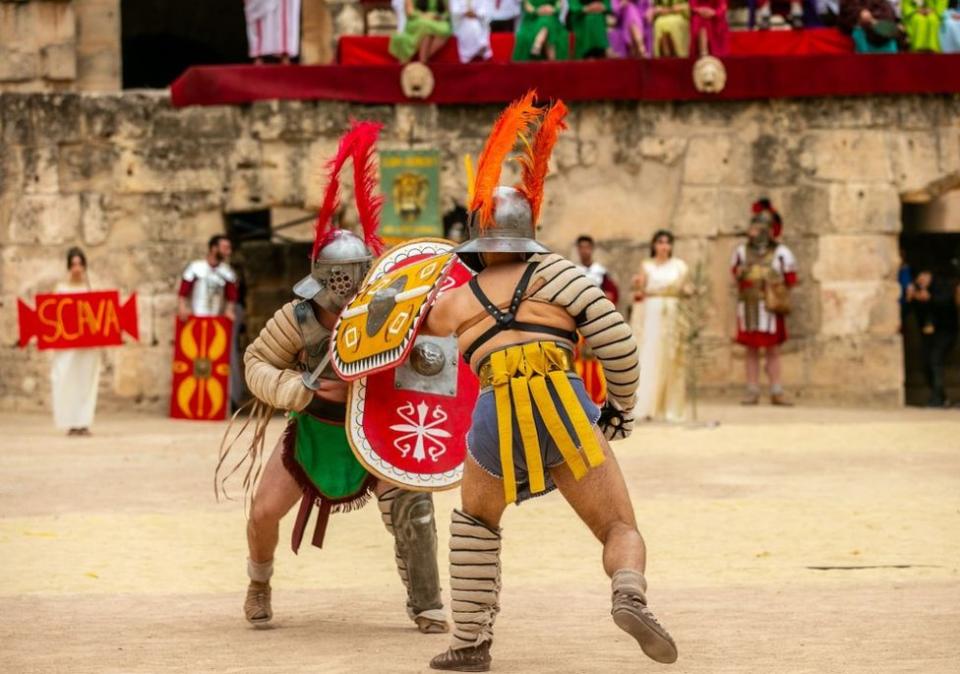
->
448;509;502;651
378;488;446;627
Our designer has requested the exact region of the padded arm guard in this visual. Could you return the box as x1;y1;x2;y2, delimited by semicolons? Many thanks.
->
243;301;313;412
530;254;640;413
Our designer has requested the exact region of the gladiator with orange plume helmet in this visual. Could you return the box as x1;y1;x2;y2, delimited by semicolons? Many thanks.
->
293;120;386;313
455;90;569;273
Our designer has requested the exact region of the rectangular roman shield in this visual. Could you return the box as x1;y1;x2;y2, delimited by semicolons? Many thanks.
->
170;316;232;421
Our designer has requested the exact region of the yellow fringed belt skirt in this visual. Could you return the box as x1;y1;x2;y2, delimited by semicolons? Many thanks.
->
467;341;606;504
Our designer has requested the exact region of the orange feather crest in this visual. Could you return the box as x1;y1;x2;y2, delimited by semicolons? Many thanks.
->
517;100;568;227
470;90;540;231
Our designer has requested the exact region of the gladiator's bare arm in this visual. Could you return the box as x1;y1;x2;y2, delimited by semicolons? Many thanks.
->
244;301;313;412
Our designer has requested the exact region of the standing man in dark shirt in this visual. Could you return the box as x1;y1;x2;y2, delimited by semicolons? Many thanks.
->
907;269;959;407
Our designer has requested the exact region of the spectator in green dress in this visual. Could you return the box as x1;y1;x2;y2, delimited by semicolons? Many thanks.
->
569;0;612;58
903;0;947;51
513;0;570;60
390;0;454;63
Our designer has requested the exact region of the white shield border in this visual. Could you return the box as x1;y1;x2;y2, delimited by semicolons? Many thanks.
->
345;237;467;491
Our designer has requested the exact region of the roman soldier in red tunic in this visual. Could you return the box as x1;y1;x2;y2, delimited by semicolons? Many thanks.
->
730;199;798;406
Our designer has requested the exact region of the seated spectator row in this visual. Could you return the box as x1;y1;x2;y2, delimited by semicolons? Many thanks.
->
383;0;960;62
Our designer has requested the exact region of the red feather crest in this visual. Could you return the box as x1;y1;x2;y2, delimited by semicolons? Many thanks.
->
312;121;384;260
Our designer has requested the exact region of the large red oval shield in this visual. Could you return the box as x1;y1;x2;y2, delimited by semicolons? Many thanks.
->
345;238;477;491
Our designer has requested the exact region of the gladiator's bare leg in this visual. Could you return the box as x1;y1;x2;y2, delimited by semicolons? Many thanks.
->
548;430;645;576
460;456;509;528
764;345;781;389
248;437;303;563
743;346;761;404
243;436;303;627
550;429;678;664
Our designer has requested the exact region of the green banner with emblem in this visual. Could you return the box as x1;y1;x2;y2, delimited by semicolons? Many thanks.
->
379;149;441;242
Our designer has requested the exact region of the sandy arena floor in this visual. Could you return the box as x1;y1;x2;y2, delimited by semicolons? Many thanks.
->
1;405;958;674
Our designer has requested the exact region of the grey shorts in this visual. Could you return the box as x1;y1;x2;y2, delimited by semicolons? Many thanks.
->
466;373;602;504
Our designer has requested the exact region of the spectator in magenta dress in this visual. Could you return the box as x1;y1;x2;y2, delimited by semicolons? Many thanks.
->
690;0;729;55
609;0;654;57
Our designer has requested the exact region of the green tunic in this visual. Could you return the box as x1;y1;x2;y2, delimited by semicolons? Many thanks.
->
389;0;453;63
289;411;369;500
902;0;946;52
569;0;612;58
513;0;570;61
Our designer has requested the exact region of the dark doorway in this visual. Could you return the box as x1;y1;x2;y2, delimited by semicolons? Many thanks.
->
900;203;960;407
121;0;248;88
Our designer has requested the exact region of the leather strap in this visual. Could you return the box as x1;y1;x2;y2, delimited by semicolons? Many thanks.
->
462;263;576;364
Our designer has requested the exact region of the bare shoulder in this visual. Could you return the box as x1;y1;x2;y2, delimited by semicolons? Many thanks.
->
426;282;469;336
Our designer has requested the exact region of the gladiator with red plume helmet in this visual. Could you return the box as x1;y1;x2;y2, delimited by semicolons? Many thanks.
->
293;121;386;313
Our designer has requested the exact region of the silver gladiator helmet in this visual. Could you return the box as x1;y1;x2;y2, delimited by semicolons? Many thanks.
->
294;229;373;313
454;186;550;272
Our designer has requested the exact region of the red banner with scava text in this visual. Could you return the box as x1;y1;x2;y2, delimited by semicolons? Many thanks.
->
17;291;139;350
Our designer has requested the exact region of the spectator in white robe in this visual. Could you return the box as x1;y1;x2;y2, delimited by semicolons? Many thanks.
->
451;0;494;61
244;0;302;63
490;0;522;30
51;248;101;437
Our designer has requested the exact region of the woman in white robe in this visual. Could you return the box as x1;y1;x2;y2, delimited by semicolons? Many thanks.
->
51;248;100;436
450;0;494;61
631;230;690;422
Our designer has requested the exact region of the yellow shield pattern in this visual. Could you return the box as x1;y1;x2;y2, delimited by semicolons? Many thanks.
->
332;239;456;380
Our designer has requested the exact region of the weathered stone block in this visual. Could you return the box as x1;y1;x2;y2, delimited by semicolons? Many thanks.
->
41;42;77;81
545;161;680;247
18;145;60;194
639;136;687;166
112;142;227;194
801;131;894;183
8;193;80;245
1;243;67;296
751;133;803;186
256;141;307;207
683;135;751;185
808;336;903;391
58;142;119;192
826;183;900;234
0;48;40;82
890;132;944;197
812;234;898;283
80;191;108;245
820;281;900;337
152;106;240;141
673;186;755;238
